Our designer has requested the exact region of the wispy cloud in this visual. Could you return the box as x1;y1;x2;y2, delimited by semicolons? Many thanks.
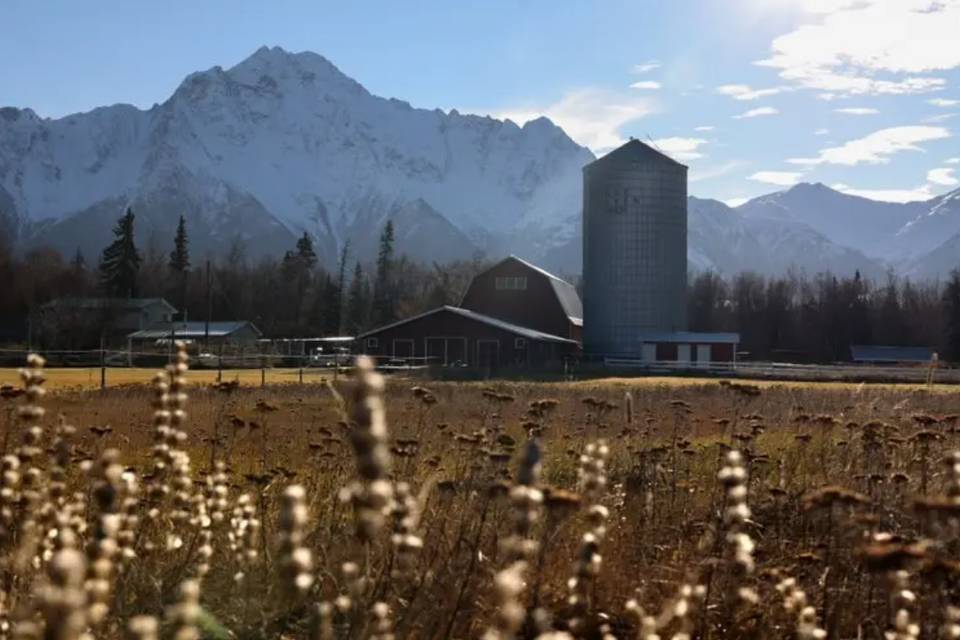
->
693;125;715;132
716;84;787;101
835;107;879;115
631;60;660;74
755;0;959;96
733;106;779;119
749;171;804;186
814;128;830;136
490;88;656;154
929;98;960;107
947;158;960;165
924;113;958;124
788;126;951;166
630;81;661;90
928;167;959;186
832;182;935;203
650;137;708;161
690;161;746;183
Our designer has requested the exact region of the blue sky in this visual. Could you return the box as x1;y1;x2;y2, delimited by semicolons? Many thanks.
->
2;0;958;205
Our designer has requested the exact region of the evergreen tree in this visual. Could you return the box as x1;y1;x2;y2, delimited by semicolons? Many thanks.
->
372;221;395;326
346;262;369;335
99;208;141;297
296;232;317;269
943;269;960;362
334;241;350;335
169;215;190;274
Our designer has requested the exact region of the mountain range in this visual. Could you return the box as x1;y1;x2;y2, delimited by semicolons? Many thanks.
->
1;46;959;280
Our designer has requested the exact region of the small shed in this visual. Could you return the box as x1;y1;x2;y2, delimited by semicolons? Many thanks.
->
357;306;578;369
128;321;262;349
850;345;934;364
638;331;740;365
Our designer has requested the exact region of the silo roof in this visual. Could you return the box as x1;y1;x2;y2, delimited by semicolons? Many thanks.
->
586;138;687;169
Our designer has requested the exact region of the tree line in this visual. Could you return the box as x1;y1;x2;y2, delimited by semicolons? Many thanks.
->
2;207;959;362
1;208;490;348
687;269;960;363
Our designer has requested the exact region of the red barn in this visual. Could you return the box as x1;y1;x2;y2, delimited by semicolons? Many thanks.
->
460;256;582;342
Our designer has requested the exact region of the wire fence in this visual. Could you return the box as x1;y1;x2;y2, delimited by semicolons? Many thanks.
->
0;348;955;390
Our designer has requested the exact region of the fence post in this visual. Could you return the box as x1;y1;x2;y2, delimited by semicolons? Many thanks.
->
261;356;266;388
217;342;223;383
299;365;303;384
100;345;106;391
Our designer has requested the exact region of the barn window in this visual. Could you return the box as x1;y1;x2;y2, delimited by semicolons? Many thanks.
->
514;338;526;349
495;276;528;291
366;337;379;350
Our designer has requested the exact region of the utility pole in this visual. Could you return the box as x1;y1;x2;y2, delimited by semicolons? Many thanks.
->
204;258;211;349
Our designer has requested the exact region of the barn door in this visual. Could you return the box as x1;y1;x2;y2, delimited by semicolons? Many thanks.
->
426;338;446;365
477;340;499;371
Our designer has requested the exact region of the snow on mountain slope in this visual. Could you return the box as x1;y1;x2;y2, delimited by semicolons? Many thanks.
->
736;183;921;260
688;197;886;278
0;46;593;266
895;188;960;262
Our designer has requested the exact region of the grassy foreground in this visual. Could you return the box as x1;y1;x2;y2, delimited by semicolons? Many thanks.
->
3;348;960;638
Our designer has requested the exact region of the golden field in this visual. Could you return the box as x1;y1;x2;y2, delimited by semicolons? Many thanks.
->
2;350;960;639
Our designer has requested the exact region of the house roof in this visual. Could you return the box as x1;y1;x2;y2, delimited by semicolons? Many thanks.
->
358;306;578;345
465;255;583;324
850;345;934;363
128;321;261;340
585;138;687;170
43;297;177;312
639;331;741;344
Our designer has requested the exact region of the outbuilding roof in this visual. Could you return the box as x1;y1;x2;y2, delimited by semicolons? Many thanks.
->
128;321;261;340
358;306;578;344
850;345;934;363
639;331;741;344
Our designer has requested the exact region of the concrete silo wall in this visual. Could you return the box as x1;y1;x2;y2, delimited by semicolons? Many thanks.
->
582;157;688;355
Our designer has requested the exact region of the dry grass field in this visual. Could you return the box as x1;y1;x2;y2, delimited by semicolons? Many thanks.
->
2;348;960;639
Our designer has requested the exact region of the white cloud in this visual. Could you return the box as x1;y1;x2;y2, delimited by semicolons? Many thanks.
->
694;125;715;132
690;161;746;183
631;61;660;74
748;171;804;186
814;128;830;136
925;112;958;123
650;137;708;161
733;106;779;119
929;98;960;107
716;84;787;100
832;182;935;203
947;157;960;165
835;107;879;115
492;88;655;153
787;125;951;166
928;167;959;186
725;197;750;208
756;0;960;96
630;81;662;90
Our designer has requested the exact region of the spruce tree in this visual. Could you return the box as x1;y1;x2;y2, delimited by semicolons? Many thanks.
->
334;241;350;335
169;215;190;274
944;269;960;362
99;208;141;297
346;262;368;335
296;232;317;269
372;221;395;326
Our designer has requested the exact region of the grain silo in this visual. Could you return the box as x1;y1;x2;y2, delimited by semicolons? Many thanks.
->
582;139;688;356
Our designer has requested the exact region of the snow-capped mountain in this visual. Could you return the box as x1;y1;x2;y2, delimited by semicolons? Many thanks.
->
735;183;960;277
0;46;592;267
1;46;958;280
